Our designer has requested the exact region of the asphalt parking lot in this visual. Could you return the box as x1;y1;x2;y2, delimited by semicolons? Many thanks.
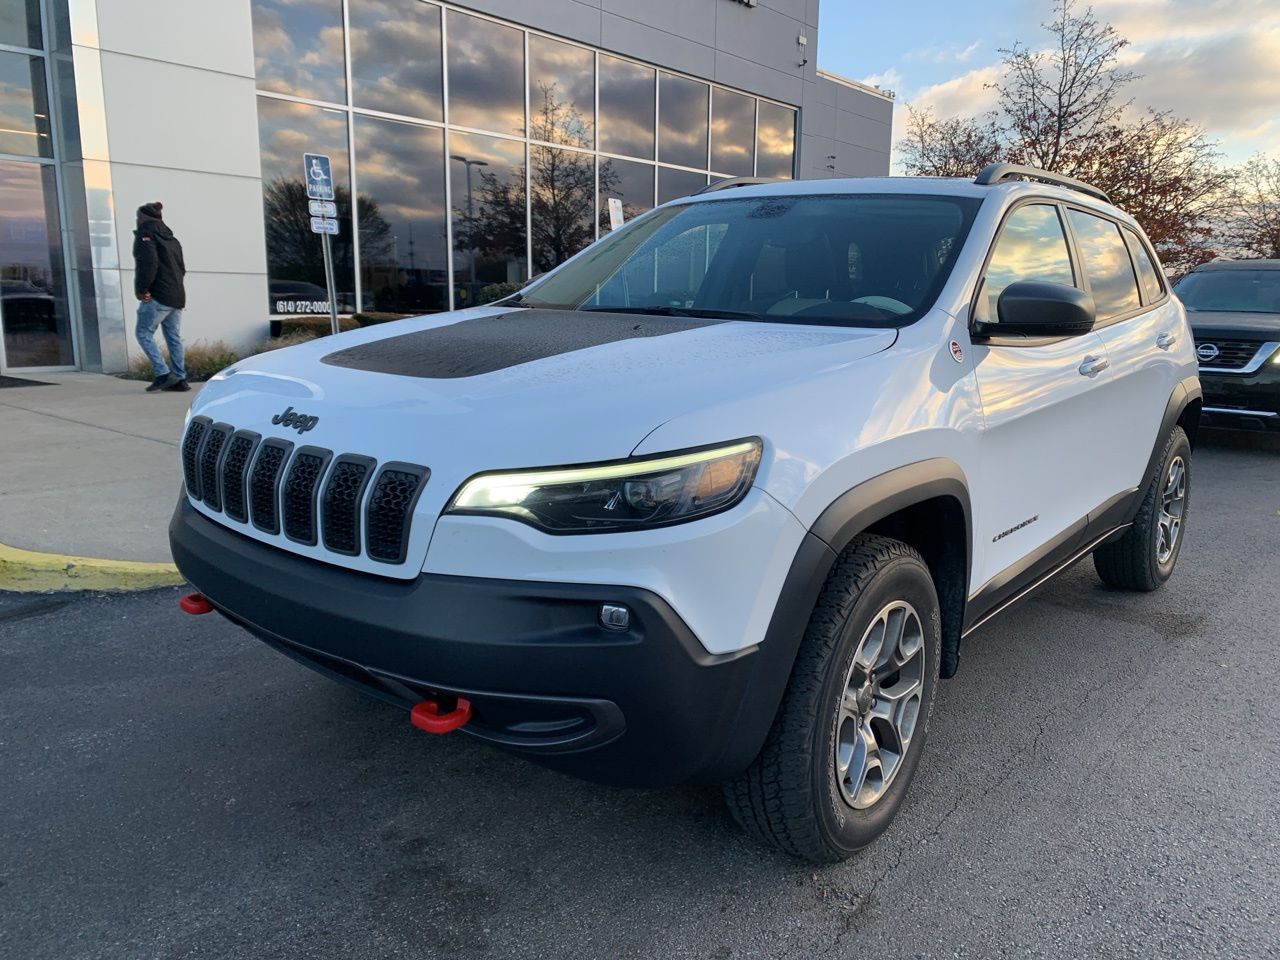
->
3;431;1278;960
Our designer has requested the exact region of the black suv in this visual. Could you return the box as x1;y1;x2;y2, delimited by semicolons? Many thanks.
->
1175;259;1280;431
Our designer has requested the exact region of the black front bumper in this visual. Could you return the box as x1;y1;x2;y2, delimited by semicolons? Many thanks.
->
169;498;790;787
1200;363;1280;432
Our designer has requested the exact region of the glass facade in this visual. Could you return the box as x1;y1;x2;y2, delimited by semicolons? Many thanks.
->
249;0;798;315
0;0;75;370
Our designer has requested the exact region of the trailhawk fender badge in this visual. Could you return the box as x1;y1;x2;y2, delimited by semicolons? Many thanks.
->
949;340;965;363
271;405;319;434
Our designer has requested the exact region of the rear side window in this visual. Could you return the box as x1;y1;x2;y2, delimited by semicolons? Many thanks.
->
1122;227;1164;304
1067;209;1141;321
977;203;1074;324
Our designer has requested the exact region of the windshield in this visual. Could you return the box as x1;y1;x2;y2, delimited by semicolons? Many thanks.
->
516;193;981;327
1175;269;1280;314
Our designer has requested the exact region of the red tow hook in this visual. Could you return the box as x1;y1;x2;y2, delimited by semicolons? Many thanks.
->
179;592;214;615
411;695;472;735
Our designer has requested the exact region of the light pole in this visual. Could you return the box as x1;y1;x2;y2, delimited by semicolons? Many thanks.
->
450;154;488;287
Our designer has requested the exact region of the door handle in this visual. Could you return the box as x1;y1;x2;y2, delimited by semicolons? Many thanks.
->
1078;355;1109;377
1156;332;1178;350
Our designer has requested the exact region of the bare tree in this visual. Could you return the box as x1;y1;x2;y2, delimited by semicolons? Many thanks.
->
1223;154;1280;259
897;106;1004;177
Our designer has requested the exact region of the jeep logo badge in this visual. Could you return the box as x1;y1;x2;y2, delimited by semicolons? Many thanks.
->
271;405;319;434
1196;343;1219;363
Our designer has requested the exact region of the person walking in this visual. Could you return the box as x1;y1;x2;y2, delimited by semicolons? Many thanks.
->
133;201;190;392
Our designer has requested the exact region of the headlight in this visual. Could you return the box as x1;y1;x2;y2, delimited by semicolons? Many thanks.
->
446;438;763;534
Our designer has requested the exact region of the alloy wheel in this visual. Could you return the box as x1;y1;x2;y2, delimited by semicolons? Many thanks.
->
1157;455;1186;565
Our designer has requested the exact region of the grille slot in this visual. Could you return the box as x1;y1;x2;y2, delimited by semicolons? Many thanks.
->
220;431;261;523
282;446;333;545
249;439;294;535
365;462;430;564
181;417;211;499
321;455;376;555
1195;338;1264;370
199;423;233;511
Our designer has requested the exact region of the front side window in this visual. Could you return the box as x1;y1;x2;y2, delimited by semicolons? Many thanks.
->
1066;209;1141;321
522;193;979;328
976;204;1074;324
1174;269;1280;314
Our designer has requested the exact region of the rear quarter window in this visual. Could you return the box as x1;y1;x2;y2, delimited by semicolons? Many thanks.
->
1122;227;1165;304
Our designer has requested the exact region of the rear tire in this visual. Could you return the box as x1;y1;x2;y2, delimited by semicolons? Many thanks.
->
1093;426;1191;591
723;534;940;862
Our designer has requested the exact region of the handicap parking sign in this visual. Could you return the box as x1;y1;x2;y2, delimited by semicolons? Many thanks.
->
303;153;334;201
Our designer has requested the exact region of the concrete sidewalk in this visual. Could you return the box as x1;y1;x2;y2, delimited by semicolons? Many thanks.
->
0;373;199;565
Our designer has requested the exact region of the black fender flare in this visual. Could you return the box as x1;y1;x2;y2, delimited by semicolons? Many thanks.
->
1130;376;1201;525
707;459;972;778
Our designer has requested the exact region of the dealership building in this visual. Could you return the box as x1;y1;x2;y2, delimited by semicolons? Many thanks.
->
0;0;892;375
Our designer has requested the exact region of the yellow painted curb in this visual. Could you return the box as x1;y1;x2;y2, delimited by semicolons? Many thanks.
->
0;542;184;593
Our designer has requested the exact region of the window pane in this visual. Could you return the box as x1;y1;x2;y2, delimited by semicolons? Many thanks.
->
658;166;706;204
250;0;346;104
349;0;442;121
711;87;754;177
1123;227;1164;304
529;34;593;148
0;51;52;158
256;97;355;315
0;0;42;49
354;115;448;314
1067;209;1141;321
1175;269;1280;313
979;204;1074;323
531;145;595;273
449;130;527;305
658;72;708;170
597;157;652;233
598;54;653;159
0;161;73;367
447;11;523;136
756;101;795;179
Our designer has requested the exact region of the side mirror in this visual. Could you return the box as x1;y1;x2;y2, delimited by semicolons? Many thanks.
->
974;280;1096;338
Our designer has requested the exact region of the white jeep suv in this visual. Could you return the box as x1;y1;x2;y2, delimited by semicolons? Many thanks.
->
171;164;1201;862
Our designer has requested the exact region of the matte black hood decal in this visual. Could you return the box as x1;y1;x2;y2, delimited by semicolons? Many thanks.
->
321;310;722;380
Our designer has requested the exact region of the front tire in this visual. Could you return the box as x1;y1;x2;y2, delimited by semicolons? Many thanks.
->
723;535;940;862
1093;425;1191;591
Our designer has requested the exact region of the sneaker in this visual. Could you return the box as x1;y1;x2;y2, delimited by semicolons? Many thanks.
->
145;374;174;392
163;377;191;392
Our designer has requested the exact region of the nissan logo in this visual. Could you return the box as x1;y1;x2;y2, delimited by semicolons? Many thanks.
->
1196;342;1220;363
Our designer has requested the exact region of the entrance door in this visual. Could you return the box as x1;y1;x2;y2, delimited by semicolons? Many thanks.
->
0;159;75;372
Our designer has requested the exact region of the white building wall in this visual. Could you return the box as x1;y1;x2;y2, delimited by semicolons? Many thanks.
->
73;0;269;369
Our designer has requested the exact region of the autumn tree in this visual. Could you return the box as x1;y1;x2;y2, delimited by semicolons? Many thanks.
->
898;107;1003;178
1223;154;1280;259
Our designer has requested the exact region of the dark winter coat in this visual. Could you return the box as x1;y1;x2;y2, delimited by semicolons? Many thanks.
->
133;214;187;309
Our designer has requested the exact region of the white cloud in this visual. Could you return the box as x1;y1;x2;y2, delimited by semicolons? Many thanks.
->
904;64;1003;119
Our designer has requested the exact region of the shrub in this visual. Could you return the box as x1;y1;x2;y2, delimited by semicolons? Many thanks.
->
353;311;410;326
277;315;361;337
477;282;522;305
125;339;240;382
254;331;318;353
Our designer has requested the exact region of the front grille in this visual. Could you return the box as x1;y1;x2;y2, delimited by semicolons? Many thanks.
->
249;439;293;534
366;463;429;564
199;423;232;511
220;431;260;523
181;416;211;498
184;417;428;565
282;447;332;545
321;455;375;555
1195;338;1263;370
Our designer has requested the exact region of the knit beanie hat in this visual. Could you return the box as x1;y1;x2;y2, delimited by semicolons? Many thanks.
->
137;201;164;220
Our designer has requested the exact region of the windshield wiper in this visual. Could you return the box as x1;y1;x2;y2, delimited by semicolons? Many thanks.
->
579;305;763;321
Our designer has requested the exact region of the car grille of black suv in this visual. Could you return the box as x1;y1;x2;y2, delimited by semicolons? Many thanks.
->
180;415;428;565
1194;337;1262;370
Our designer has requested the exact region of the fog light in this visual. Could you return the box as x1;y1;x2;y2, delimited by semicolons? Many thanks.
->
600;603;630;631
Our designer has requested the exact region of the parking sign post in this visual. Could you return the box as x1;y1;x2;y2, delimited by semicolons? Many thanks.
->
303;153;340;336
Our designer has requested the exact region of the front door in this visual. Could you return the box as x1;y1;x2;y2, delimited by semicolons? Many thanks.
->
968;201;1116;592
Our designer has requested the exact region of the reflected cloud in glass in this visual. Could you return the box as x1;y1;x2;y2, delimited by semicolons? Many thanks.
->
756;101;795;179
711;87;754;177
529;34;593;148
1067;209;1141;321
599;55;653;160
349;0;443;121
0;51;52;158
658;166;707;204
980;204;1073;322
659;73;708;170
0;0;42;49
447;11;524;136
251;0;347;104
597;157;652;233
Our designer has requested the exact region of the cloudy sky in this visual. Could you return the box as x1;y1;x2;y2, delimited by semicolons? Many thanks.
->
818;0;1280;166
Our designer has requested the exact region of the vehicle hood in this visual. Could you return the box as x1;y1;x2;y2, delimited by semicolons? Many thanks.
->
1186;310;1280;338
188;306;896;575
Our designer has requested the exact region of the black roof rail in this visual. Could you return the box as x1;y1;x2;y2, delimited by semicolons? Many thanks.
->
695;176;779;195
974;163;1110;204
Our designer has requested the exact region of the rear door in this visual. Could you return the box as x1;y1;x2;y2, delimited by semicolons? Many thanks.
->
1064;209;1182;512
969;201;1114;591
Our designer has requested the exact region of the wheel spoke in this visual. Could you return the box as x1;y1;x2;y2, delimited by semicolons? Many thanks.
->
847;721;883;804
